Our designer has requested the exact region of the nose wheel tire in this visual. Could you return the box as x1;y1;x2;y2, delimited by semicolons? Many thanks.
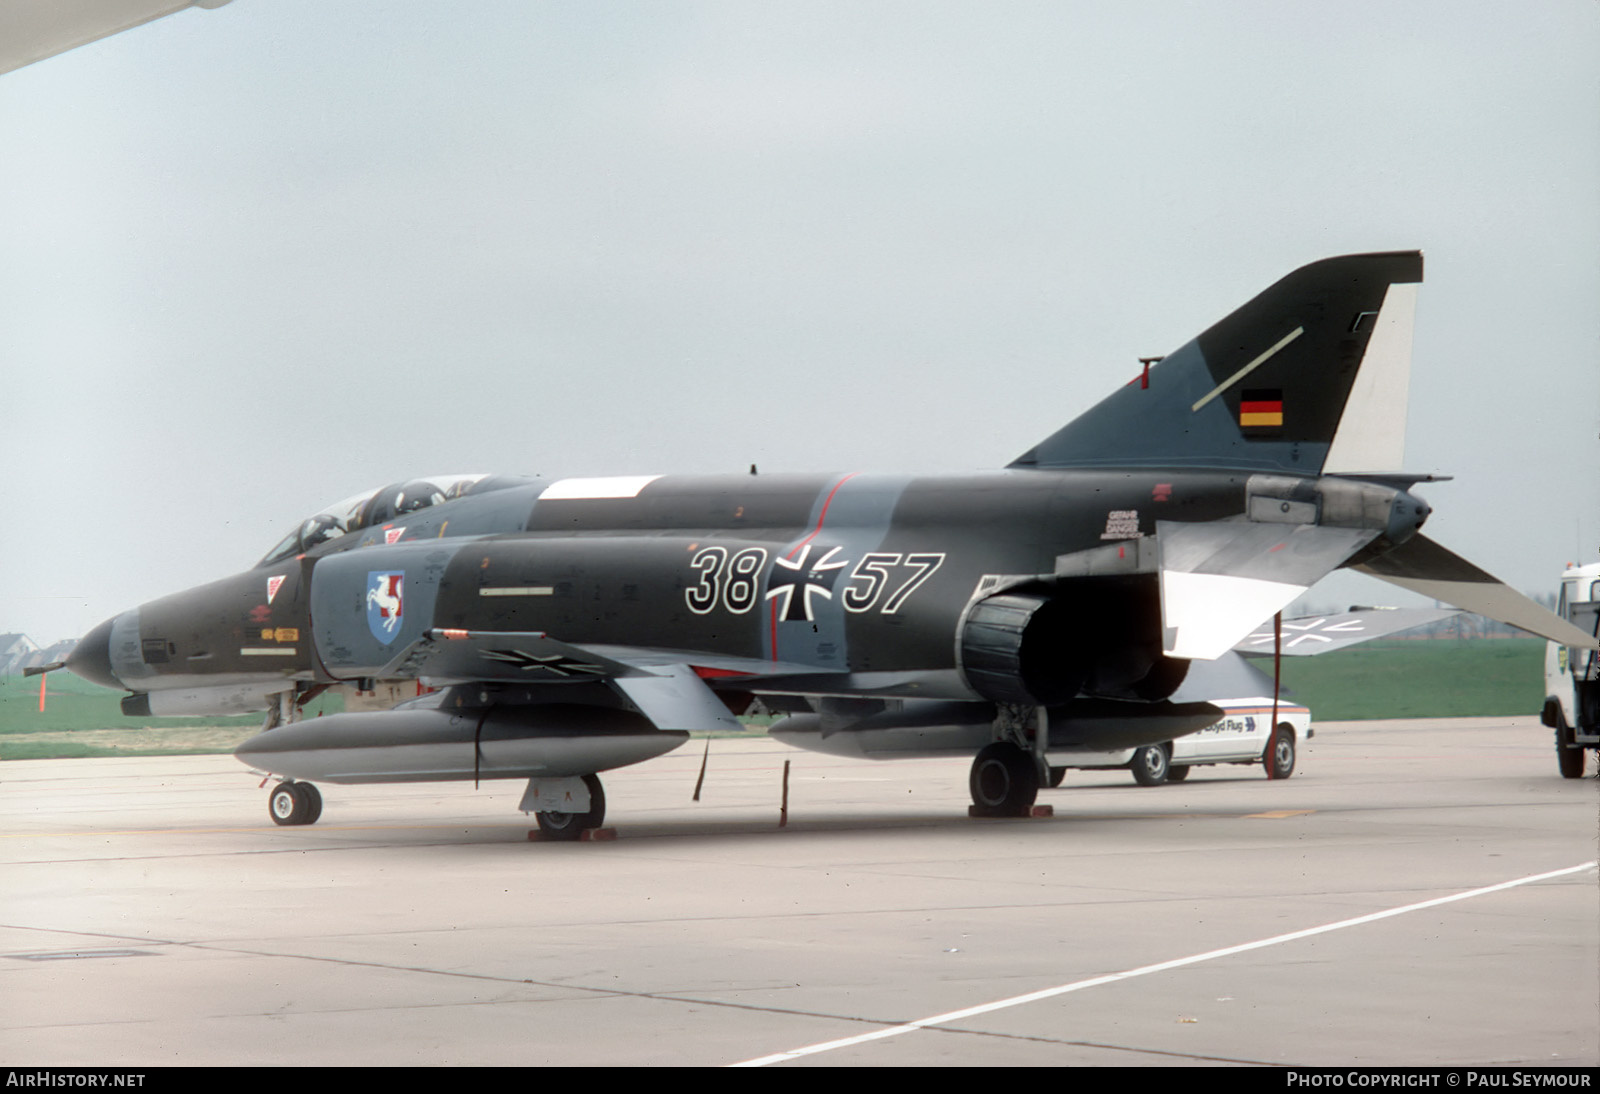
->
269;782;322;826
969;743;1040;816
534;774;606;841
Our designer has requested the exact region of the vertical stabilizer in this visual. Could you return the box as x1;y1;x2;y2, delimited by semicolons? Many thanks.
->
1011;252;1424;475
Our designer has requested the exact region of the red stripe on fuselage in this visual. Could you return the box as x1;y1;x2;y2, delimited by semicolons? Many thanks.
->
770;473;859;659
786;473;859;560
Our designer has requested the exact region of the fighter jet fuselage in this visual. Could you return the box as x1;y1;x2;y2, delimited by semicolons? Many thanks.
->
70;467;1428;712
58;252;1597;834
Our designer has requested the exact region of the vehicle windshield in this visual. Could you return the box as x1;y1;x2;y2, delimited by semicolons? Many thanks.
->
257;474;507;566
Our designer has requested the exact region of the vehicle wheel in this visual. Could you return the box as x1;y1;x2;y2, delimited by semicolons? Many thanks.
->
535;774;606;840
1131;744;1170;786
1266;725;1296;780
269;782;311;826
1555;711;1586;779
969;743;1040;815
1166;764;1191;782
297;783;323;825
1047;766;1066;788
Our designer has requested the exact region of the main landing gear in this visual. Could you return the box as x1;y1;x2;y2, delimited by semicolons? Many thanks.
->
269;781;322;826
531;774;607;841
968;742;1041;817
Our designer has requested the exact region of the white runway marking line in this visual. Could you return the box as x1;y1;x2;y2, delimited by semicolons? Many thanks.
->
730;860;1598;1067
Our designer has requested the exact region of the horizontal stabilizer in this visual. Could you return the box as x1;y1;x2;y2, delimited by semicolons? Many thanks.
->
1354;535;1599;649
1158;520;1378;659
1234;607;1461;656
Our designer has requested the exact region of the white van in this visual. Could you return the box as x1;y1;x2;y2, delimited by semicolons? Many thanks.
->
1051;696;1311;787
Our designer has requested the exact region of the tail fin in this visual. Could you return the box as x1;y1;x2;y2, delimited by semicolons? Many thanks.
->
1011;252;1423;475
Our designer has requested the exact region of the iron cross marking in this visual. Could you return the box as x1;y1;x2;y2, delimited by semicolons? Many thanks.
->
765;544;849;622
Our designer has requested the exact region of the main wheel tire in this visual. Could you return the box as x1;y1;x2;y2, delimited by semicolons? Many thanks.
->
1266;725;1296;780
1130;744;1171;786
1166;764;1191;782
1555;711;1586;779
269;782;310;826
535;774;607;841
969;743;1040;815
297;783;323;825
1047;766;1066;789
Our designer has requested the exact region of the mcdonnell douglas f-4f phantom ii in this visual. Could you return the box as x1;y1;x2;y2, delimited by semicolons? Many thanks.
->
53;252;1599;837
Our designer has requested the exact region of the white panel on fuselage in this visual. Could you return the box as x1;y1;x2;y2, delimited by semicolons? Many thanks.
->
538;475;663;500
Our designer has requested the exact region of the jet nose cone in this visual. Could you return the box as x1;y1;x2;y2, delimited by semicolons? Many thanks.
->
66;616;121;690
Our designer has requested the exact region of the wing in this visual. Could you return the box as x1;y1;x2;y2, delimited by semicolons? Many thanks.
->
373;628;841;734
0;0;232;77
1233;607;1462;656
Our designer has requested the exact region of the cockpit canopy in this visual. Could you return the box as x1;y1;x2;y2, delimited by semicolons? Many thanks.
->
257;474;519;566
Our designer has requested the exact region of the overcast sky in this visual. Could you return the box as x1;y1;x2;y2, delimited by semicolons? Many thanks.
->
1;0;1596;644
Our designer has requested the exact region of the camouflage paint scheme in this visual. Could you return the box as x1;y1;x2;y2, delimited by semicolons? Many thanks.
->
62;252;1596;833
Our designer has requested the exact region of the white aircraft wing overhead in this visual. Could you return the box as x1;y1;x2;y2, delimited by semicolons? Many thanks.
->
0;0;231;76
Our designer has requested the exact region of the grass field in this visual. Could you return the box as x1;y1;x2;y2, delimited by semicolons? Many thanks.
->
0;638;1546;761
0;673;341;760
1274;637;1544;720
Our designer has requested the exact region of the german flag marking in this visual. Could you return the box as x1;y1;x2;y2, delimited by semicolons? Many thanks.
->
1240;389;1283;428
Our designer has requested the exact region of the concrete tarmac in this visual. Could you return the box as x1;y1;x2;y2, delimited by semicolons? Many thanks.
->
2;715;1596;1068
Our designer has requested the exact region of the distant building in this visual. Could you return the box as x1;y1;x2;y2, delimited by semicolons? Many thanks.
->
0;634;39;676
20;639;79;675
0;635;80;676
